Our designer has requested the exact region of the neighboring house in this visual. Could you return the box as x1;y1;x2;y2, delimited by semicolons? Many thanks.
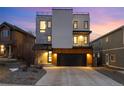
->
34;8;93;66
0;22;35;63
91;25;124;67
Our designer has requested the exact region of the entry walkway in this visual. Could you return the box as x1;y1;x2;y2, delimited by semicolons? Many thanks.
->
35;67;122;86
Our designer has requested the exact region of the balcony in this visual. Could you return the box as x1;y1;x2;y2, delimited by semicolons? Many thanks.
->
73;35;90;48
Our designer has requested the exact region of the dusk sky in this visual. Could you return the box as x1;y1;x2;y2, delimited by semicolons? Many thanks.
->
0;7;124;41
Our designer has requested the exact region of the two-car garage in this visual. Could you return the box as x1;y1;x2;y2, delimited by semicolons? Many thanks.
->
57;54;87;66
52;48;93;66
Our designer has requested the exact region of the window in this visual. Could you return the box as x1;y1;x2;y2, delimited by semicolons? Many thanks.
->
106;37;109;43
48;21;51;28
73;21;78;29
84;21;89;29
48;51;52;62
48;36;51;42
40;21;46;32
78;35;84;45
74;36;78;44
110;54;116;62
84;36;88;44
2;30;9;37
105;54;109;65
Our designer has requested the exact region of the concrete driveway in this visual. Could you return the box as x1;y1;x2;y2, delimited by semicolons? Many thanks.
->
35;67;122;86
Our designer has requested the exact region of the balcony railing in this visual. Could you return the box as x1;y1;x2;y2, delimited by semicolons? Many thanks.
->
36;11;89;16
73;12;89;15
73;43;89;47
36;12;52;16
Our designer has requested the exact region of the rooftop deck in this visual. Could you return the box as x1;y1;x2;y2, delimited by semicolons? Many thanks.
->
36;11;89;16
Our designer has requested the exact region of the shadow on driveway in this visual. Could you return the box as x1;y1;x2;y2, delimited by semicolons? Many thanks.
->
95;67;124;85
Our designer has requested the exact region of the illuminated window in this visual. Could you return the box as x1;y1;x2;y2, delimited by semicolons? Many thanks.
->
48;36;51;42
40;21;46;32
84;36;88;44
78;35;84;45
48;21;51;28
74;36;78;44
84;21;88;29
73;21;78;29
48;51;52;62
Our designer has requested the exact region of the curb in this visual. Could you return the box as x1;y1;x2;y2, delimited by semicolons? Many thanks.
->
105;65;124;71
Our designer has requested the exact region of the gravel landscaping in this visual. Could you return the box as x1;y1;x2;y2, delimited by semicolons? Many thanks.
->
0;65;46;85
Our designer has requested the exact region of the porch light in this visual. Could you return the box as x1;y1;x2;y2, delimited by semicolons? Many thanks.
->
0;45;5;52
1;45;4;48
1;48;4;52
44;52;48;55
87;53;90;57
54;53;57;57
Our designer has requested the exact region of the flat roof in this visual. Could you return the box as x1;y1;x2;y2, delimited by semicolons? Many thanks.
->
36;8;89;16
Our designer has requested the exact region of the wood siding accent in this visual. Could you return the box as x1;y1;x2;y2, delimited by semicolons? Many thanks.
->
0;24;35;63
53;48;92;54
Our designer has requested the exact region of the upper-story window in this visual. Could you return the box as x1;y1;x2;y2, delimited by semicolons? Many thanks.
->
40;21;46;32
73;21;78;29
84;36;88;44
73;35;88;46
84;21;89;29
2;30;10;37
47;21;51;28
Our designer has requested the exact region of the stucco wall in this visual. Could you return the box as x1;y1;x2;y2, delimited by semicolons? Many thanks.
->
52;9;73;48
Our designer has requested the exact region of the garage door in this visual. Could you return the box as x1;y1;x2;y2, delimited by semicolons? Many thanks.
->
57;54;86;66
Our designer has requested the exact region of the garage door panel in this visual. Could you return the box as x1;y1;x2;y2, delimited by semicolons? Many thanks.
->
57;54;86;66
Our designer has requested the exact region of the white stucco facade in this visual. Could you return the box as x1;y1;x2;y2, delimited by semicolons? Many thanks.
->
52;9;73;48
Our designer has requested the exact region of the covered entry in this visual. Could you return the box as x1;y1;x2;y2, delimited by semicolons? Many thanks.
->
57;54;86;66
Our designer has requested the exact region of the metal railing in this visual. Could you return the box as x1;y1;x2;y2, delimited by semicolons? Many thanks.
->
36;11;89;16
73;12;89;15
36;12;52;16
